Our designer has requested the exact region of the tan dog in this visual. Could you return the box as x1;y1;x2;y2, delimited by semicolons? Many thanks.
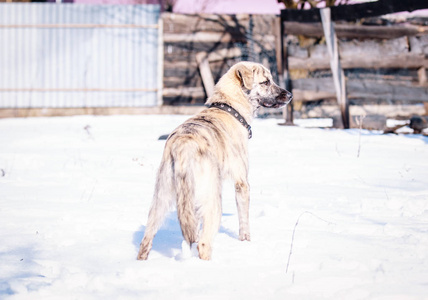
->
137;61;292;260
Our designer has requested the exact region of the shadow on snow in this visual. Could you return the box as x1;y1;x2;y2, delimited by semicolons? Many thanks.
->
133;212;239;258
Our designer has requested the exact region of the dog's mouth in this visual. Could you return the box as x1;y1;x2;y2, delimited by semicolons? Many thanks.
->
260;91;293;108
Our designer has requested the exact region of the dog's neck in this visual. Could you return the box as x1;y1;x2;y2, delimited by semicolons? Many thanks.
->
208;91;256;124
208;102;252;139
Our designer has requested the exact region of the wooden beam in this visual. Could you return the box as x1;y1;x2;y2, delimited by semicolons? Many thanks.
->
321;8;349;129
281;0;428;23
289;53;428;71
283;22;427;39
292;78;428;102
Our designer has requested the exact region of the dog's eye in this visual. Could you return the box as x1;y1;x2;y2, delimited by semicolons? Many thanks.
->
261;80;270;86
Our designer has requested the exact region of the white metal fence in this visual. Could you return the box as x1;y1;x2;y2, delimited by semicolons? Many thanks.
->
0;3;162;108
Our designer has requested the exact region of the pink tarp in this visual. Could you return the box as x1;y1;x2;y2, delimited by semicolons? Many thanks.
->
172;0;284;15
73;0;160;4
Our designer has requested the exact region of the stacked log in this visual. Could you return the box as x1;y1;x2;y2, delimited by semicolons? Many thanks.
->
284;23;428;104
281;17;428;128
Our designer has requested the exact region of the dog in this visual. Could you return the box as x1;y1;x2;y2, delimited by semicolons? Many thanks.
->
137;61;292;260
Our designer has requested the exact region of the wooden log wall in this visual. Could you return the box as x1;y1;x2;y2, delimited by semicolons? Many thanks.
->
162;13;278;105
162;12;428;121
284;18;428;110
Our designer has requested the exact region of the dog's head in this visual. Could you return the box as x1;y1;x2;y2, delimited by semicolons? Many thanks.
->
234;62;293;109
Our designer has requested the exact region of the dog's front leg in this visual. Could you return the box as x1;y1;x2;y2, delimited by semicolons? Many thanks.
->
235;181;250;241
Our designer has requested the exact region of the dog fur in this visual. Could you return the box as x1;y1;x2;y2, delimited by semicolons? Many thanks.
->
137;61;292;260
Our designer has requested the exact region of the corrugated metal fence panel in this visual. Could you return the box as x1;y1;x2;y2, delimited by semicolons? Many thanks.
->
0;3;161;108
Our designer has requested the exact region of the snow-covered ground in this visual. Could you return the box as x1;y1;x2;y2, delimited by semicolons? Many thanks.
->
1;114;427;300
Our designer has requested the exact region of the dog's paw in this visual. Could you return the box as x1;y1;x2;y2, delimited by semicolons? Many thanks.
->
137;252;149;260
137;240;152;260
239;232;251;241
197;242;212;260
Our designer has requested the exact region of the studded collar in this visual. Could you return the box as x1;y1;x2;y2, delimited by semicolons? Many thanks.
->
209;102;252;139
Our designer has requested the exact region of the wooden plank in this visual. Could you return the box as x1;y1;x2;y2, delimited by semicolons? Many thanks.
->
164;66;199;79
288;53;428;71
196;52;215;98
292;78;428;102
337;37;409;57
163;87;206;98
163;76;202;88
164;32;238;43
204;48;242;62
283;21;427;39
162;13;250;34
291;89;336;102
164;32;274;44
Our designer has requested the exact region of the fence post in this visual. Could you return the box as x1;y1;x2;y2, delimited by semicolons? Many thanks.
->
277;16;294;125
320;7;349;129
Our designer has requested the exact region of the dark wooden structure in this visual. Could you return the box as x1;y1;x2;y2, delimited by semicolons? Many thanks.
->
281;0;428;23
278;0;428;128
162;13;279;105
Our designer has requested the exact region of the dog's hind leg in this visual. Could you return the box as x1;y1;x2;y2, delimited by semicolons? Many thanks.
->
235;179;251;241
197;197;221;260
196;163;222;260
137;163;174;260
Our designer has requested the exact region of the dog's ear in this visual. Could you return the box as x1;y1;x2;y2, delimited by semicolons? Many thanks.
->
235;65;254;90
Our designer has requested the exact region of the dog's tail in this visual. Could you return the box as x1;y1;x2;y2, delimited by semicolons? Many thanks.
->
171;136;199;246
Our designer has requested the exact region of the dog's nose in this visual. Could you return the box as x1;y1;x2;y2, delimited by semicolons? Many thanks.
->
279;90;293;103
286;91;293;102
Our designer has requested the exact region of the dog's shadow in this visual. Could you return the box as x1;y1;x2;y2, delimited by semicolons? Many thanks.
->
133;212;239;258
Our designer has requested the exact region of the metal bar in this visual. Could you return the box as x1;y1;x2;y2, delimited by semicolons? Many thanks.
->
0;24;159;29
0;88;158;92
157;16;164;106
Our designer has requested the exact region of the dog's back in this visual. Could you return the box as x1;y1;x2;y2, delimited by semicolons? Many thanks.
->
165;111;241;246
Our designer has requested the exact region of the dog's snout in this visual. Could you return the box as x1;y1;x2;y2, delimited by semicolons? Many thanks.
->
277;89;293;103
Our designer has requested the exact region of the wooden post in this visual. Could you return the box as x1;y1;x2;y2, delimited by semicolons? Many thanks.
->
278;17;294;125
320;8;349;129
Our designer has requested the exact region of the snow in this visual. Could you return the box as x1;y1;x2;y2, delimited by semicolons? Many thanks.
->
1;114;428;300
